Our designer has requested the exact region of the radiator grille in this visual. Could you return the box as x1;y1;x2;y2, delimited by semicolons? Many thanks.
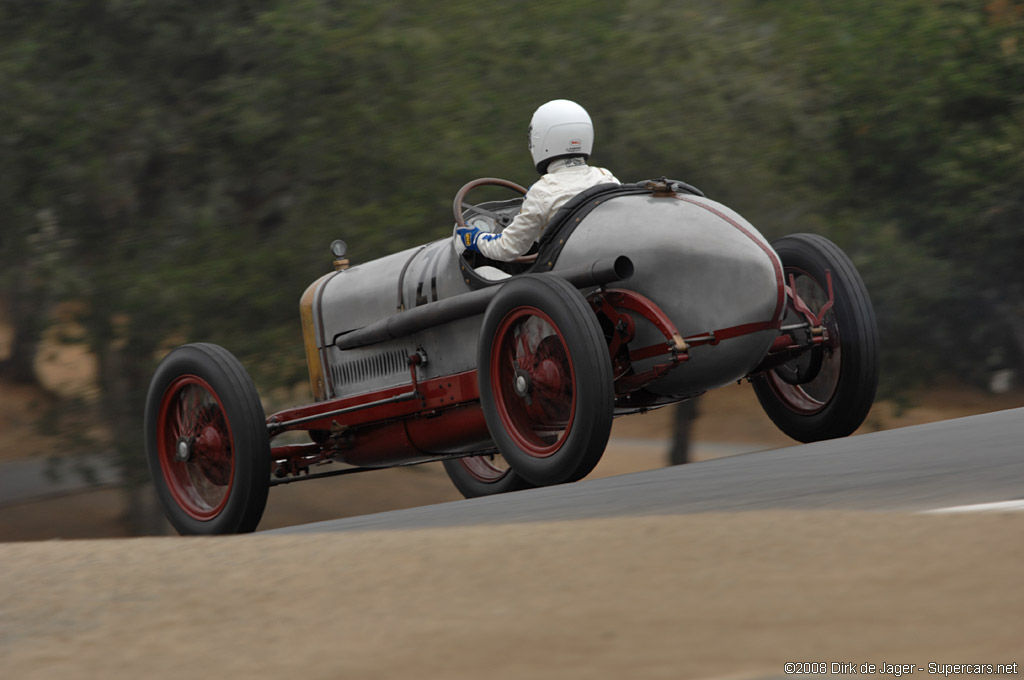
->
331;349;408;387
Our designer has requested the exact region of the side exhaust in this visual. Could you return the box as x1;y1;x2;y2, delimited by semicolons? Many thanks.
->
334;256;633;351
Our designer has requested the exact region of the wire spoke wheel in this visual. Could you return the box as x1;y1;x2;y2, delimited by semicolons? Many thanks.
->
460;452;513;482
766;268;842;414
753;234;879;443
443;448;537;498
492;308;576;456
157;376;235;520
475;275;613;487
145;343;270;535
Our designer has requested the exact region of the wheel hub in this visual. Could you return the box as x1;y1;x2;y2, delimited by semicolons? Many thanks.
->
174;436;194;462
513;369;532;397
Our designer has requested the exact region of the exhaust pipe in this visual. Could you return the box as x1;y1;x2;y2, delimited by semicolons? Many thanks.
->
334;256;633;351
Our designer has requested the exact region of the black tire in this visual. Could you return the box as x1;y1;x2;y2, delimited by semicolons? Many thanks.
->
477;274;614;486
442;453;537;498
752;233;879;442
144;343;270;535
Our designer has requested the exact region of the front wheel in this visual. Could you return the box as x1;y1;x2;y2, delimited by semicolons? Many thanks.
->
752;233;879;442
477;275;614;486
144;343;270;535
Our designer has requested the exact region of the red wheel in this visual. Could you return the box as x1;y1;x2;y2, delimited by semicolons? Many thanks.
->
156;375;235;520
491;309;576;456
477;275;613;486
461;453;513;481
763;267;841;415
752;234;878;442
145;343;270;534
442;450;537;498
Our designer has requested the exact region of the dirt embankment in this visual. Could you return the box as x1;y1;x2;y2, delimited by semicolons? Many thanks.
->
2;512;1022;679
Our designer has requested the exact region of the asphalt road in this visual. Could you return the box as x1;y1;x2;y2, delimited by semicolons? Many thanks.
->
269;407;1024;534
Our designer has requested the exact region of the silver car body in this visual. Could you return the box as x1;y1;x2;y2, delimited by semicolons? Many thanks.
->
304;190;783;407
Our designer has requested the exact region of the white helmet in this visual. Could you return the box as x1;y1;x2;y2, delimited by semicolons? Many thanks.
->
527;99;594;173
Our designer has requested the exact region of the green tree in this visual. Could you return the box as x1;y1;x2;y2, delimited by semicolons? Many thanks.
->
749;0;1024;389
4;0;1021;534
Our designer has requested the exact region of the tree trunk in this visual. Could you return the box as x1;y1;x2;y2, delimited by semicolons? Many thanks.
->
668;398;700;466
0;289;45;385
95;338;169;536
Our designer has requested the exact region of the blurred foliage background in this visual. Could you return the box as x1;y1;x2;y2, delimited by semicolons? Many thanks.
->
1;0;1022;519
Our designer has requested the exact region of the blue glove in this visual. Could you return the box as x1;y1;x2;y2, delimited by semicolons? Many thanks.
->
457;225;483;253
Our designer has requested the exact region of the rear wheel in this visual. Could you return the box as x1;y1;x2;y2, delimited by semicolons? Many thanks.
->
477;275;614;486
752;234;879;442
144;343;270;535
442;452;537;498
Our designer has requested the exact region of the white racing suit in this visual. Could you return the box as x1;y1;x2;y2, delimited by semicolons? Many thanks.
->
476;157;619;262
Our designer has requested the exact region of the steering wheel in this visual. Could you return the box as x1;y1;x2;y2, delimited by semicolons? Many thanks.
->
452;177;528;231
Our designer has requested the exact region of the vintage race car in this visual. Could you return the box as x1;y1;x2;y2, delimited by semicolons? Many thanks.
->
144;177;879;535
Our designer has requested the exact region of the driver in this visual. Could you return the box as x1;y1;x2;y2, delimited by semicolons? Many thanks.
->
457;99;619;262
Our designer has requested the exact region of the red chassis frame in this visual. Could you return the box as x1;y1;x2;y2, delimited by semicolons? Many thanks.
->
265;276;833;485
